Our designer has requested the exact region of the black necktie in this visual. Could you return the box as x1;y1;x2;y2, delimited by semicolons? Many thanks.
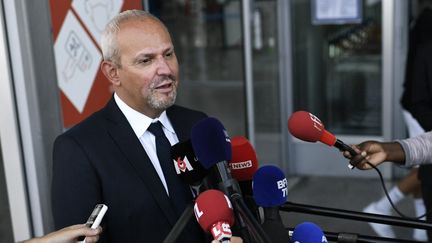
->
147;121;191;216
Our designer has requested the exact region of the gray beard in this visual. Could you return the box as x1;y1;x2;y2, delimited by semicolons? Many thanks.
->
147;89;177;110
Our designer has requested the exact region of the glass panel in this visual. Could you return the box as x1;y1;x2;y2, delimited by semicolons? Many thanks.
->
154;0;246;136
291;0;382;135
253;0;283;164
0;142;14;243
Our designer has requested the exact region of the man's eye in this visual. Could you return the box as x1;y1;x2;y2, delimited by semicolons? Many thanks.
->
165;52;173;58
138;59;151;64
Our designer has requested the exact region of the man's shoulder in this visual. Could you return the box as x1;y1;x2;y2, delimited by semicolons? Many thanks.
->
60;108;107;138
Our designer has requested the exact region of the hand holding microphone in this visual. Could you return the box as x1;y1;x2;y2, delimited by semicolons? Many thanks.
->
342;140;406;170
287;111;359;169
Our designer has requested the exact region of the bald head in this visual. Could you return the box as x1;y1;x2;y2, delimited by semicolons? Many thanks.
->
100;10;170;67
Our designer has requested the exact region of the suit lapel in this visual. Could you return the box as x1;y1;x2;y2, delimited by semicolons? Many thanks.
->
167;106;189;142
103;98;178;226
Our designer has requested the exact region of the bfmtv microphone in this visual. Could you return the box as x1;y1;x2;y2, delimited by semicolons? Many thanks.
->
291;222;328;243
194;189;235;243
171;140;209;188
252;165;290;243
287;111;359;169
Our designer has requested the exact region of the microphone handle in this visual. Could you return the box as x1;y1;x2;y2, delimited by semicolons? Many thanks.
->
231;194;272;243
163;203;194;243
334;139;359;169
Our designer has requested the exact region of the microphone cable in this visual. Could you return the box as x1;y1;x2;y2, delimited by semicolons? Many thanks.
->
365;161;428;220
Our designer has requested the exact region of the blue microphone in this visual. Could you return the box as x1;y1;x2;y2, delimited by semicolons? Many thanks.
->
292;222;328;243
252;165;288;207
190;117;239;196
252;165;290;243
190;117;232;168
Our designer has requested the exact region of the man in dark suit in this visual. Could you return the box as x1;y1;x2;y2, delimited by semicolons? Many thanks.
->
51;10;207;242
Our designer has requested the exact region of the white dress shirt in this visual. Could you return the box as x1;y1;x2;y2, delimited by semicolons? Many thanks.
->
114;93;179;195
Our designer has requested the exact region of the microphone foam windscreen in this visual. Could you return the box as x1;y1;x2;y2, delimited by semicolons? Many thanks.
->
171;140;208;185
191;117;232;169
252;165;288;207
229;136;259;181
287;111;324;142
291;222;328;243
194;189;235;232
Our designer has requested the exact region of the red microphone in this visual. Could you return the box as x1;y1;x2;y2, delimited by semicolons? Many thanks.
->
287;111;358;168
228;136;260;219
194;189;235;242
229;136;259;181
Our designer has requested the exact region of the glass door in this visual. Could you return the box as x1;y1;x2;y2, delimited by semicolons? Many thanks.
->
151;0;247;137
151;0;285;168
287;0;405;177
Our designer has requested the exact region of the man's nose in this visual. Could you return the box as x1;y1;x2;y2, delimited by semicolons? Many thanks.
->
155;57;171;75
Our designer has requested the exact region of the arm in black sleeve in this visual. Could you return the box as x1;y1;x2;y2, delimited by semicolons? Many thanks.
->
405;44;432;131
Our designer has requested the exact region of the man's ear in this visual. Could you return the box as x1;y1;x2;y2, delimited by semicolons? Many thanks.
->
101;61;120;86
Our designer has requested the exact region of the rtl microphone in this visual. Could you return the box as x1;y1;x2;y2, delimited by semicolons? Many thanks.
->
287;111;359;169
229;136;260;219
291;222;328;243
252;165;290;243
171;140;209;189
194;189;235;243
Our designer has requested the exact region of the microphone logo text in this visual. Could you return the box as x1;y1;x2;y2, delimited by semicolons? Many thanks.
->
308;113;323;132
229;160;252;170
277;178;288;197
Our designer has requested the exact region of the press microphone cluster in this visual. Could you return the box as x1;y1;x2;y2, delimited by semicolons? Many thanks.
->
288;110;359;169
190;117;271;243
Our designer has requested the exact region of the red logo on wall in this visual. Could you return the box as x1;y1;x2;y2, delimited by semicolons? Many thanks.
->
49;0;143;128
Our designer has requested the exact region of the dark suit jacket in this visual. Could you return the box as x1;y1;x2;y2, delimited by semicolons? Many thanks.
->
51;97;207;242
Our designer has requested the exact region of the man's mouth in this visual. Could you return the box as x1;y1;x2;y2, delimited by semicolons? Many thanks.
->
154;82;174;92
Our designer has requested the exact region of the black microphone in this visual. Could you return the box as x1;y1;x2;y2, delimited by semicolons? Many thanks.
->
164;140;211;243
252;165;290;243
171;139;210;193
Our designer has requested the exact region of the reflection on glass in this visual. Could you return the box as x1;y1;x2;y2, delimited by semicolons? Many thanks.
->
291;0;382;135
153;0;246;136
153;0;283;165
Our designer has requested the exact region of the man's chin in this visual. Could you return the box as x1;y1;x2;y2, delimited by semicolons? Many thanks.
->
149;97;176;110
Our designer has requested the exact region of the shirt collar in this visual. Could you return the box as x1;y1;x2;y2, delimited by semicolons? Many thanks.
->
114;93;175;138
